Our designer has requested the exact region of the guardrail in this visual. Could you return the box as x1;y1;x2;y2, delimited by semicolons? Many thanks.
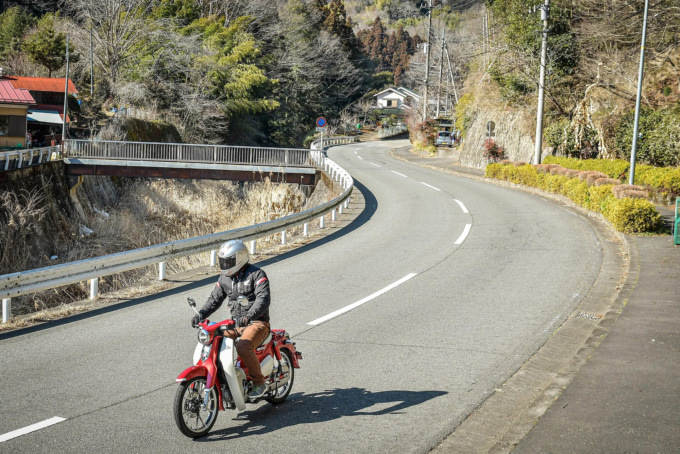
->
378;124;408;139
1;143;355;323
64;139;314;168
674;197;679;246
0;145;61;171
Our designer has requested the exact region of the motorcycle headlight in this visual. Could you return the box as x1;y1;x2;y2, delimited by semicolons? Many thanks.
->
198;328;211;345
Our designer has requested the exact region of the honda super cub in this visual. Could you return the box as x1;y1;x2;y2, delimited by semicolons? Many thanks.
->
174;297;302;438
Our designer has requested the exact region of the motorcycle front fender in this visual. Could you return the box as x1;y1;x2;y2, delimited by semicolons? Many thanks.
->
176;365;208;383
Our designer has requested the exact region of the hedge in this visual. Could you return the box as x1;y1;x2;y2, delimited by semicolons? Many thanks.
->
486;163;660;233
543;156;680;196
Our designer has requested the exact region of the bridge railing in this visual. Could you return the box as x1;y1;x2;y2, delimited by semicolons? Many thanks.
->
64;139;314;168
1;143;353;323
0;145;61;171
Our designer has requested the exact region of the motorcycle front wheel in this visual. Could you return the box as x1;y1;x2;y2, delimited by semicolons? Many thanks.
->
266;349;295;404
174;376;219;438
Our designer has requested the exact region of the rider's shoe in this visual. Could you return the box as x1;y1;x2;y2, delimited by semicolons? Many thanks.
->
249;383;267;400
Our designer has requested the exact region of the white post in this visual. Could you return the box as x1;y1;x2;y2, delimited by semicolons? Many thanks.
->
320;215;325;229
281;230;287;245
250;240;256;255
339;204;343;214
89;278;98;300
2;298;10;323
332;209;336;221
159;262;166;280
210;250;217;267
304;222;309;236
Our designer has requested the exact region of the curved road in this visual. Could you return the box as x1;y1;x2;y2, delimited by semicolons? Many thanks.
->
0;139;604;453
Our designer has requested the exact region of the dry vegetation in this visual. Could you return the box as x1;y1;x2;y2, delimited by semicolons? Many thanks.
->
0;176;331;326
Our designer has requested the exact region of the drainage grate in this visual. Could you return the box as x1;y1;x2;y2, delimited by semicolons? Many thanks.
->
576;311;602;321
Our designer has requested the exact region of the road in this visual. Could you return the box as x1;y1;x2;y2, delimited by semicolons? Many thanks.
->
0;139;604;453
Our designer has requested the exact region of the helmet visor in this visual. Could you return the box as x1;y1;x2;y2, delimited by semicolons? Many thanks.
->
218;255;236;271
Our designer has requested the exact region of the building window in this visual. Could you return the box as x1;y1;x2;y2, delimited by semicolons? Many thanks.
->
0;116;25;136
386;100;395;107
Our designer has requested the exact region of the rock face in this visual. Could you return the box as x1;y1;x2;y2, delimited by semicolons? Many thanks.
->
458;110;551;167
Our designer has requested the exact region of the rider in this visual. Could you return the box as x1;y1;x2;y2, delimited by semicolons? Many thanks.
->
192;240;271;399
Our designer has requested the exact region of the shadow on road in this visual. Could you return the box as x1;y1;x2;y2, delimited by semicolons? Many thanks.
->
197;387;447;442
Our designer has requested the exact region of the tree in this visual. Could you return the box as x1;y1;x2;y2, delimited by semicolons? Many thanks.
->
0;6;35;59
22;13;74;76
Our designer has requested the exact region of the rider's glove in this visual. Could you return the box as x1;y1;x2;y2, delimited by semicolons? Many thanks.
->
191;311;205;328
239;316;250;327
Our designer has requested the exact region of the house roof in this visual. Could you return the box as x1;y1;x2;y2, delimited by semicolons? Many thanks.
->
5;76;78;94
374;86;421;100
0;80;36;104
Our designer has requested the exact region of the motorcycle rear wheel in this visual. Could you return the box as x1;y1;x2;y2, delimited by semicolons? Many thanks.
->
266;349;295;404
174;376;219;438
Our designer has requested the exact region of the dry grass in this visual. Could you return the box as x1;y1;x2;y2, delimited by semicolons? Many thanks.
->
612;184;649;199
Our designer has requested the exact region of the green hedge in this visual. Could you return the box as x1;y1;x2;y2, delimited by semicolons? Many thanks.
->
543;156;680;195
486;163;660;233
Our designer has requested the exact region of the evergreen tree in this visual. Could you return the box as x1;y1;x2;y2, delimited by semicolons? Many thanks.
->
22;13;77;76
0;6;34;59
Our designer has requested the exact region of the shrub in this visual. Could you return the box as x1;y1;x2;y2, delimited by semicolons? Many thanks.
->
612;185;649;199
544;155;629;179
615;107;680;167
604;198;660;234
483;139;506;163
594;177;621;186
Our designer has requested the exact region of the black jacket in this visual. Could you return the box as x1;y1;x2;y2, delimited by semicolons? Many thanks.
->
199;264;271;324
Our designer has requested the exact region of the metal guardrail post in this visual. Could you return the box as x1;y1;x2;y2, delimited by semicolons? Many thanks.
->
332;209;336;221
320;215;325;229
210;250;217;267
89;278;98;300
159;262;166;280
303;223;309;236
281;231;287;245
2;298;10;323
250;240;256;255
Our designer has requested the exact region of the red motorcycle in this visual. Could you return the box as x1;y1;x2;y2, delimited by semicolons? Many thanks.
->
174;297;302;438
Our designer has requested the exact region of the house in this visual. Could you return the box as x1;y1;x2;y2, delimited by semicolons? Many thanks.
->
0;79;36;149
374;86;421;111
5;75;78;147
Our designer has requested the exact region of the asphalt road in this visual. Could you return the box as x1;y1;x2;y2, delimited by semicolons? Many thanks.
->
0;139;603;453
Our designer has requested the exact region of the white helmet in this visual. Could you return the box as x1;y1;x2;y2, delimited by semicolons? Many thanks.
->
218;240;249;276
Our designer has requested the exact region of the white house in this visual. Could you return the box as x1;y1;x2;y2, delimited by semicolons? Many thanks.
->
374;86;421;110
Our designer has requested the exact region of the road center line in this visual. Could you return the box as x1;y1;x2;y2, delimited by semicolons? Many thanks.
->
0;417;66;443
391;171;408;178
370;162;381;167
420;182;441;191
358;156;363;160
454;224;472;245
307;273;418;326
453;199;469;214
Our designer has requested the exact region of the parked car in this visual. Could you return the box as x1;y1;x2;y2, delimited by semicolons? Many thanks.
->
435;131;452;147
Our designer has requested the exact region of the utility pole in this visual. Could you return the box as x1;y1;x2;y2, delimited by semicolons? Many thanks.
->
436;28;445;118
629;0;650;185
444;45;459;104
534;0;549;165
422;0;433;122
62;33;70;148
90;27;94;97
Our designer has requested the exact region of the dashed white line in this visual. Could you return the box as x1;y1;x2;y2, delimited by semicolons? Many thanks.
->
454;224;472;245
391;171;408;178
358;156;363;160
0;417;66;443
453;199;469;214
307;273;418;326
370;162;381;167
420;182;441;191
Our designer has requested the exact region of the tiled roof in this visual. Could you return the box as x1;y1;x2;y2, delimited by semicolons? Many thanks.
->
6;76;78;94
0;80;36;104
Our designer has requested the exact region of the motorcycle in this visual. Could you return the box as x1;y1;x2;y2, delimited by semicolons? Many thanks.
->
174;297;302;438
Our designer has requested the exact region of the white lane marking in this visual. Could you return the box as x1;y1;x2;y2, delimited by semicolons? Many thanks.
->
454;224;472;245
354;151;357;154
307;273;418;326
0;417;66;443
370;162;381;167
391;171;408;178
420;182;441;191
358;156;363;160
453;199;469;214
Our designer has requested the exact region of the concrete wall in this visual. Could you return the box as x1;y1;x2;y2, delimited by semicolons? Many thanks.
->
458;110;550;168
